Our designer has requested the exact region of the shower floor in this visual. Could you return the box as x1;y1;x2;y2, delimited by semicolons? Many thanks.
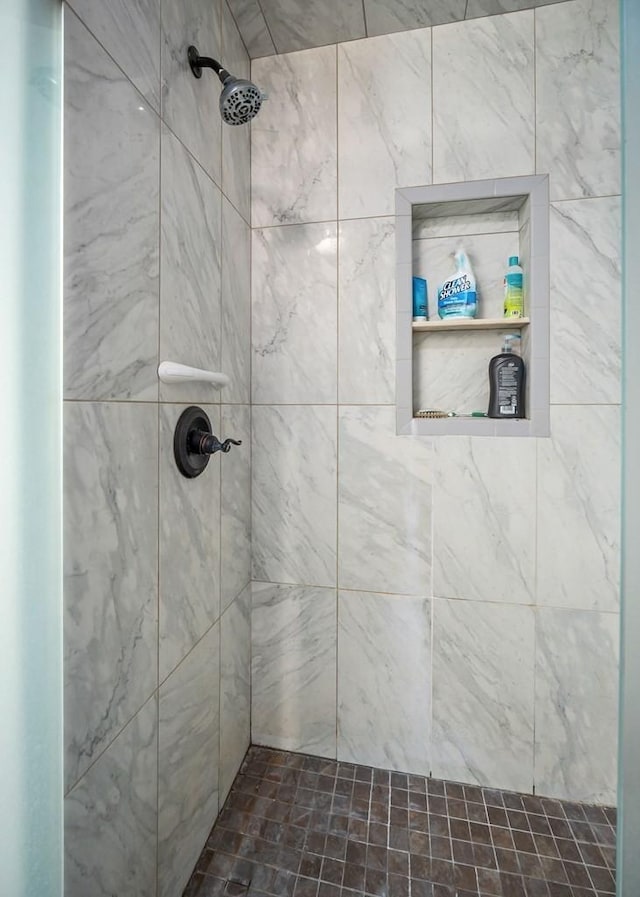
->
183;746;616;897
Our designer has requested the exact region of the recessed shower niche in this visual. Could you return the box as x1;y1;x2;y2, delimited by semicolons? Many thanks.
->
395;176;550;437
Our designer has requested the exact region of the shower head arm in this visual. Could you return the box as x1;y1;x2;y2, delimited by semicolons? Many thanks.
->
187;46;231;84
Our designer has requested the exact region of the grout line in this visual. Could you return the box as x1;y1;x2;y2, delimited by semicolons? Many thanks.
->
255;0;278;55
155;7;162;887
217;0;225;806
361;0;368;38
430;25;434;184
334;40;340;762
63;691;158;798
533;6;537;177
249;578;621;614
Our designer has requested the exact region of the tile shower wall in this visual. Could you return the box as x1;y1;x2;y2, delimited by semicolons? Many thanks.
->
63;1;251;895
250;0;620;805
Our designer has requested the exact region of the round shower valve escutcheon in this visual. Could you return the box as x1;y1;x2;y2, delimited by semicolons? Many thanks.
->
173;405;241;478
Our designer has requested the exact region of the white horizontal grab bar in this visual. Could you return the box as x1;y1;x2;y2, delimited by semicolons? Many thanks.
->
158;361;230;389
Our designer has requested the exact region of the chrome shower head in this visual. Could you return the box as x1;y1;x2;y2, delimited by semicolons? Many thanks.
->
188;45;265;126
219;76;264;126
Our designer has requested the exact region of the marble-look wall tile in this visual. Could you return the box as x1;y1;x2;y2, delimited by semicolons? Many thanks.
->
252;223;337;403
66;0;161;110
227;0;276;58
252;583;337;756
252;405;337;587
161;0;222;184
221;405;251;611
337;591;430;775
537;406;620;612
64;10;159;401
432;598;535;792
364;0;465;36
466;0;534;14
252;46;337;226
549;198;621;405
160;125;222;405
535;607;619;804
338;30;431;219
64;402;158;790
260;0;364;54
220;586;251;801
338;406;431;595
159;405;220;682
65;699;157;897
432;12;535;184
222;2;251;224
338;218;395;404
433;436;536;604
158;625;220;897
413;330;498;413
221;198;251;404
536;0;620;201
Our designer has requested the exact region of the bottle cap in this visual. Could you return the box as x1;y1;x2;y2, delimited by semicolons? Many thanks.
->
508;255;519;267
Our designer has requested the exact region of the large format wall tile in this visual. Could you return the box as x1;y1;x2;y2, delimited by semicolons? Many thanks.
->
66;0;161;110
159;405;221;682
338;406;432;595
220;586;251;801
158;625;220;897
338;591;430;775
226;0;276;58
433;436;536;605
260;0;365;54
338;218;395;404
338;30;431;219
64;10;159;401
161;0;222;184
64;403;158;790
65;699;157;897
252;583;337;756
222;2;251;224
535;608;619;804
537;406;620;612
252;224;337;404
252;405;337;587
432;599;535;792
221;405;251;611
160;126;222;405
466;0;535;14
536;0;620;201
252;46;337;226
432;11;534;183
549;197;621;405
364;0;465;36
221;198;251;404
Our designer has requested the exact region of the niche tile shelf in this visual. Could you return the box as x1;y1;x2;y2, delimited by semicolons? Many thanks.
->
412;316;530;332
395;176;550;438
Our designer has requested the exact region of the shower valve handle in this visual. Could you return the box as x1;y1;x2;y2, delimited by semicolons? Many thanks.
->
188;429;242;455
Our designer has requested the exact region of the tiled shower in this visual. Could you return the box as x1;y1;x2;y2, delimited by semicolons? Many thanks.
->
62;0;621;895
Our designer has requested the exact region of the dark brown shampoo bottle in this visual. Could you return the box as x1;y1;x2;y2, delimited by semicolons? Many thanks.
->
488;334;526;419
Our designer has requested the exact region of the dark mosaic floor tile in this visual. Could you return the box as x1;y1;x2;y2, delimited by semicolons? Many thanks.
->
500;872;527;897
316;883;339;897
364;866;388;897
389;826;410;852
477;866;504;896
198;877;228;897
299;853;322;879
293;876;318;897
183;749;616;897
320;857;344;886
